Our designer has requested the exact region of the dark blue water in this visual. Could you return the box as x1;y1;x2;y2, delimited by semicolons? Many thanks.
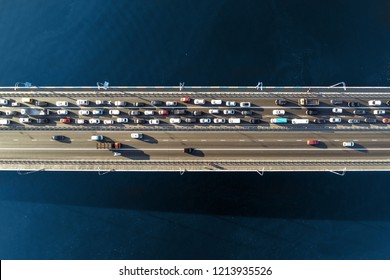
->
1;0;390;259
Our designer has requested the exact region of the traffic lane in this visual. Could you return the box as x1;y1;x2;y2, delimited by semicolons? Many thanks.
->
2;130;390;147
0;147;389;161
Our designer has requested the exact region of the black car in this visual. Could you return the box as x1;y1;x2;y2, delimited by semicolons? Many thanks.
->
151;100;162;106
173;109;187;115
185;118;196;123
364;117;376;123
134;119;145;124
132;102;145;107
35;101;48;107
313;118;326;124
353;109;366;115
306;109;318;115
386;100;390;106
36;118;49;124
52;135;64;141
348;102;360;107
129;110;140;116
275;99;287;106
193;111;202;116
331;100;343;105
184;148;194;154
241;110;252;115
250;118;260;124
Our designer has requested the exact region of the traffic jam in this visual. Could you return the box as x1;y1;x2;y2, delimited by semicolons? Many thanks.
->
0;97;389;128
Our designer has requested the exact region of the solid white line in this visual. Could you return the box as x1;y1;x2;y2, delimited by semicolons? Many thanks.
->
0;147;386;151
31;139;38;141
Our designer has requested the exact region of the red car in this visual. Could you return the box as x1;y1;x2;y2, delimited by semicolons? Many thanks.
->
382;118;390;124
158;109;169;115
307;139;319;145
180;97;190;103
60;117;71;124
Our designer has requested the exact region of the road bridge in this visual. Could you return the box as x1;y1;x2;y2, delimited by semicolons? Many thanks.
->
1;85;390;172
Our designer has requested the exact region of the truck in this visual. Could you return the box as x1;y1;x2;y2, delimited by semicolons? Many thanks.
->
298;98;319;106
96;142;122;150
20;108;49;116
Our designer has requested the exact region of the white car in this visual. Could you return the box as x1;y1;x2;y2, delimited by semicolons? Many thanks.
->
209;109;220;114
19;117;31;123
373;110;385;115
343;141;355;147
272;110;285;115
194;99;205;105
92;109;104;115
226;101;236;107
211;99;222;105
95;100;108;105
116;118;129;123
144;110;154;116
103;120;114;125
77;100;89;106
89;119;100;124
57;110;68;115
199;118;211;123
332;108;343;113
213;118;226;124
91;135;103;141
76;119;85;124
223;109;235;115
149;119;160;125
368;100;381;106
0;99;8;105
114;101;127;107
240;102;251;108
329;117;342;123
78;110;89;116
131;133;143;139
170;118;181;124
56;101;68;107
109;110;120;115
166;101;177;106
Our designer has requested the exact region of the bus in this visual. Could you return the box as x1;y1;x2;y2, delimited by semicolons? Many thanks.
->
270;118;288;124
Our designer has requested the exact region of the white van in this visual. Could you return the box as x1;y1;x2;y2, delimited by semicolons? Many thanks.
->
0;119;10;125
228;118;241;124
291;118;309;124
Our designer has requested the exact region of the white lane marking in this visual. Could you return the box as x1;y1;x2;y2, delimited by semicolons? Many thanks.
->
31;139;38;141
13;139;19;141
220;139;226;141
0;147;389;151
372;139;378;141
353;139;358;141
182;139;188;142
296;139;303;141
334;139;340;142
162;139;169;142
277;139;283;142
257;139;264;142
239;139;245;142
201;139;207;142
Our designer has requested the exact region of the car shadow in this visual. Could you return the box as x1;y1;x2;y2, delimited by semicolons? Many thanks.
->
143;135;158;144
352;143;368;153
188;149;205;157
